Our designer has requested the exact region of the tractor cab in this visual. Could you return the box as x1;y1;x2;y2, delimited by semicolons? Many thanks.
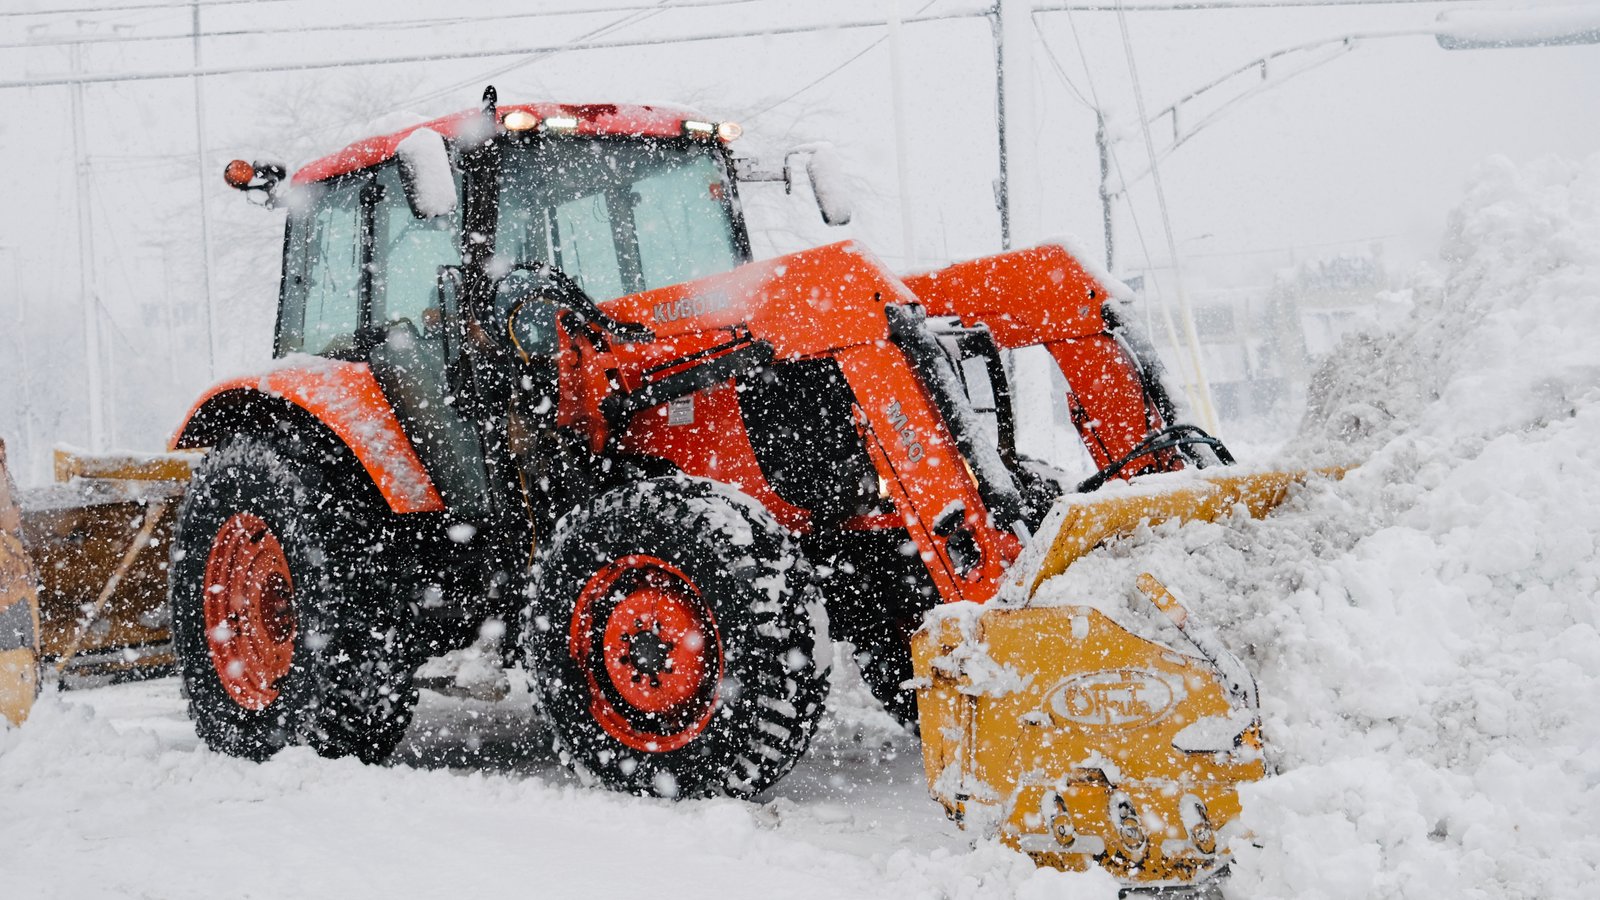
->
231;98;798;526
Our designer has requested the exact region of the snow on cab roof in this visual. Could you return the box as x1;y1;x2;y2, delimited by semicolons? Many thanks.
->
293;102;708;185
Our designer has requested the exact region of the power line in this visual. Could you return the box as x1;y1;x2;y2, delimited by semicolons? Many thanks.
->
0;0;1496;26
746;0;944;123
1036;0;1496;10
0;0;1500;55
1054;0;1188;417
0;0;770;51
1113;0;1219;433
0;3;687;174
0;8;998;90
746;38;884;122
1029;15;1093;110
0;0;291;19
331;0;680;141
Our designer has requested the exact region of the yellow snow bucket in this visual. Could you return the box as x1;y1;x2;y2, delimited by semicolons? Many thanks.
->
0;440;41;726
914;466;1346;887
15;446;199;687
1006;467;1349;601
913;601;1265;884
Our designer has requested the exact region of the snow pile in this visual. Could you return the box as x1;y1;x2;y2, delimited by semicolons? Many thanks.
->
1035;154;1600;898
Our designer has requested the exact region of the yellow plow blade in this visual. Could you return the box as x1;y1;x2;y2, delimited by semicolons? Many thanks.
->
913;466;1345;889
1003;466;1348;602
1;440;42;725
16;446;200;687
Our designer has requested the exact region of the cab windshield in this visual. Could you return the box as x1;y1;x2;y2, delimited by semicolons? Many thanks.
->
496;138;744;302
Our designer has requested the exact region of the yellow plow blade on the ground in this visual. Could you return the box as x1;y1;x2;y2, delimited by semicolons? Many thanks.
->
1;440;42;725
912;467;1345;891
0;445;199;696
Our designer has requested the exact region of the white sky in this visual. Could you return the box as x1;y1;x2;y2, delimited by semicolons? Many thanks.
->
0;0;1596;479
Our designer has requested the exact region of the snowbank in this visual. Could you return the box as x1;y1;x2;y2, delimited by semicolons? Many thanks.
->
1035;154;1600;898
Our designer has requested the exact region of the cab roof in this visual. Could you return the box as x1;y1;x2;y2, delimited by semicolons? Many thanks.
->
292;101;710;185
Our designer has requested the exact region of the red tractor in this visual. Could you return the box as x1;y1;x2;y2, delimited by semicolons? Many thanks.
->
177;87;1233;806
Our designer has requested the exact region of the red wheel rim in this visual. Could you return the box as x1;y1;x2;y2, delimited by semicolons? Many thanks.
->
202;513;297;711
569;555;721;753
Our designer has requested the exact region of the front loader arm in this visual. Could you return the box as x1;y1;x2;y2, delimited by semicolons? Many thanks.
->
834;340;1022;604
902;243;1174;479
594;242;1027;603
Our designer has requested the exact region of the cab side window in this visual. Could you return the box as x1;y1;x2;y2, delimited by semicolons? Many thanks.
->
277;178;366;357
372;163;461;333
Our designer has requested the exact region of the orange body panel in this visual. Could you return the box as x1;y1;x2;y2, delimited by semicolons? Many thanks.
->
1045;336;1163;473
600;241;911;366
902;243;1107;346
905;243;1166;475
171;361;445;514
835;342;1022;603
592;242;1023;602
615;379;813;533
554;326;622;453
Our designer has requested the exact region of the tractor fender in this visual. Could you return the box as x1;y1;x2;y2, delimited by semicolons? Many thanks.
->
170;359;445;514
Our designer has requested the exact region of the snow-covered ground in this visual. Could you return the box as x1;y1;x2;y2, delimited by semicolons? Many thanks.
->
5;154;1599;898
1;656;1108;900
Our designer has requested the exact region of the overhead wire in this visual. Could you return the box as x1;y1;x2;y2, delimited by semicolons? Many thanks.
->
0;0;772;52
1050;3;1202;421
745;0;943;123
1036;0;1499;11
0;0;1502;26
342;0;679;139
1029;15;1092;111
0;9;1012;90
1112;0;1219;433
1049;7;1160;282
0;0;293;19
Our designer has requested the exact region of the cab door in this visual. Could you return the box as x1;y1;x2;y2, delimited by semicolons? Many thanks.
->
363;163;491;518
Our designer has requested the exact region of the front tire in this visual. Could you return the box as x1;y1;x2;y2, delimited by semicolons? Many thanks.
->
170;433;416;763
524;476;828;798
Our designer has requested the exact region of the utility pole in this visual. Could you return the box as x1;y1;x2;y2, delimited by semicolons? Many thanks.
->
886;0;918;269
988;1;1010;251
192;0;218;379
1097;112;1113;271
1;247;36;480
68;35;104;452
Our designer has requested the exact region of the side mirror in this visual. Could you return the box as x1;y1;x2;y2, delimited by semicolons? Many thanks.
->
222;158;287;206
396;127;458;219
732;143;854;227
800;143;852;227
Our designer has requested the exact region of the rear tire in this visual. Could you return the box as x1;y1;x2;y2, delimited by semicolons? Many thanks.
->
524;476;828;798
170;433;416;763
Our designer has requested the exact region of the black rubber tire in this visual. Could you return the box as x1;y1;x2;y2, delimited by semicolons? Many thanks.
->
1016;455;1069;532
170;432;417;763
523;475;828;799
844;613;921;727
811;528;937;730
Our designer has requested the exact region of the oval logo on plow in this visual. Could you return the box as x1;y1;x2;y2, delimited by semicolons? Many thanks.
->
1045;669;1182;729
